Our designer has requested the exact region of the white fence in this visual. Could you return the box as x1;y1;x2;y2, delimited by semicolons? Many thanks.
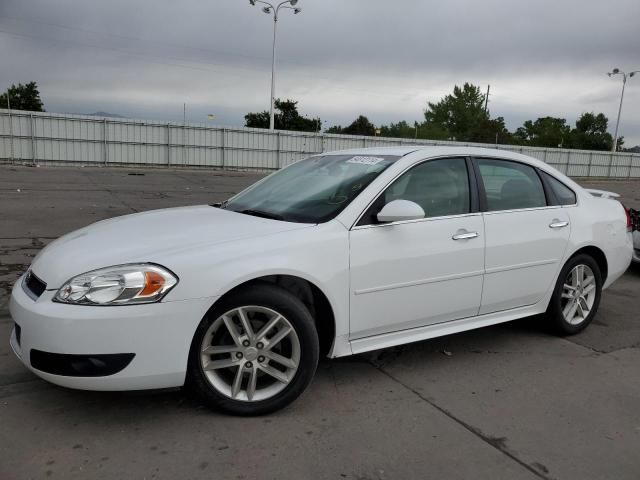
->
1;108;640;178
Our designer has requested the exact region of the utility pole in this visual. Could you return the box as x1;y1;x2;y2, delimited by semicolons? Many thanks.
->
7;88;14;163
608;68;639;152
183;103;187;165
248;0;302;130
484;84;490;114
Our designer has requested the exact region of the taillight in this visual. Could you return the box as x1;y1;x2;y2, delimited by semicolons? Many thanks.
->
623;205;632;232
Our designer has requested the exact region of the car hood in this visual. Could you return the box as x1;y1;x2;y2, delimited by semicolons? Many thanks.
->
30;205;311;288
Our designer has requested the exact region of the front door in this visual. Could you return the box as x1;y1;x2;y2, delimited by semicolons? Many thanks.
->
349;157;485;340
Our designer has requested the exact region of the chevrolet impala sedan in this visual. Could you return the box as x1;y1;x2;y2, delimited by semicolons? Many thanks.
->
9;147;633;415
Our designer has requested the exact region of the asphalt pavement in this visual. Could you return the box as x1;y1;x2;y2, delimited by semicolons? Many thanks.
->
1;164;639;480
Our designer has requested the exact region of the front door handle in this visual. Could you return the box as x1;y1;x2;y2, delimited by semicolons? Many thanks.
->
549;220;569;229
452;230;479;240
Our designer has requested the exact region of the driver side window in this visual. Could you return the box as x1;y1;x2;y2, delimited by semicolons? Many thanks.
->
359;157;471;225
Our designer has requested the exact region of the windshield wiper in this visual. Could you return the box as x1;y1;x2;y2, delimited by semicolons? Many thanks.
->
238;209;286;221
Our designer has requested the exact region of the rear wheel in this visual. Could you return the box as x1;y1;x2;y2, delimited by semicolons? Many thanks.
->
547;254;602;335
187;283;319;415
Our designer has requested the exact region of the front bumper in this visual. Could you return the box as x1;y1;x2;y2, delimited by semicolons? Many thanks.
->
9;274;216;391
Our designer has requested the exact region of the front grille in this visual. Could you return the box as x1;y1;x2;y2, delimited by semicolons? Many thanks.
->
23;271;47;300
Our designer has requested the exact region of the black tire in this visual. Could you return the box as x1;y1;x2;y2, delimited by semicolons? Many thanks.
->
186;282;319;415
546;254;603;335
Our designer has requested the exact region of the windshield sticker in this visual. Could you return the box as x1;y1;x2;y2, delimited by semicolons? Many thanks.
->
346;156;385;166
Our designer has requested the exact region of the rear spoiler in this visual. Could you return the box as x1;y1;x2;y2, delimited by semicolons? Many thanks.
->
584;189;637;230
585;189;620;199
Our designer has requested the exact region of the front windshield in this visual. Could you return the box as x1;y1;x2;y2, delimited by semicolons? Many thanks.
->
222;154;399;223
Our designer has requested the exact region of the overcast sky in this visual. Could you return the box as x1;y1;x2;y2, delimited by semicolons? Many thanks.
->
1;0;639;146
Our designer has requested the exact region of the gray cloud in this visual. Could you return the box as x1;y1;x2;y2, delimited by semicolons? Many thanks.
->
1;0;639;145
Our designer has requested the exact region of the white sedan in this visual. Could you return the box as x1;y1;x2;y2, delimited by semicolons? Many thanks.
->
9;147;633;415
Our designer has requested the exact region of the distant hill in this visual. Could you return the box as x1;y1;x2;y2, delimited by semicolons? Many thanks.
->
86;111;125;118
624;145;640;154
67;111;126;118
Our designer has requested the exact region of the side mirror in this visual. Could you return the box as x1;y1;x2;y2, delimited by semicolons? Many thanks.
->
376;199;425;223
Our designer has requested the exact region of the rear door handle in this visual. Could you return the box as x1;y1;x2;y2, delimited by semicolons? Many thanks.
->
549;220;569;229
452;231;479;240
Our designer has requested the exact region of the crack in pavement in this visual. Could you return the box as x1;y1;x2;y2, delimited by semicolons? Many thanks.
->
80;169;139;213
0;237;57;240
562;336;640;354
369;361;555;480
0;373;39;388
0;379;49;400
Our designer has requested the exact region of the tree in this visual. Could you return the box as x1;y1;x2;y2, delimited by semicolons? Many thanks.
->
424;83;488;141
378;120;415;138
244;99;321;132
513;117;571;148
377;120;449;141
416;122;450;141
327;115;376;136
467;116;512;144
244;110;270;129
325;125;344;134
570;112;613;151
0;82;45;111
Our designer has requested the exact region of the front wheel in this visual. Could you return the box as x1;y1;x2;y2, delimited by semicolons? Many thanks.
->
186;283;319;415
546;254;602;335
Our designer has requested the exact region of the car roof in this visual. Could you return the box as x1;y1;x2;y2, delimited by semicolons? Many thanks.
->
323;145;581;191
325;145;521;158
325;145;550;169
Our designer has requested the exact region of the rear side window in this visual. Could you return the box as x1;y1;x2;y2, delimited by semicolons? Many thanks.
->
477;158;546;211
541;171;577;206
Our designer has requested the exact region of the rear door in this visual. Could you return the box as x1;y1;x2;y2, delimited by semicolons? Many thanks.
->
475;157;571;314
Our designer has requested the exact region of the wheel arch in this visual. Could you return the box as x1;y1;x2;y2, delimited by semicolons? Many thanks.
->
208;273;337;357
565;245;608;283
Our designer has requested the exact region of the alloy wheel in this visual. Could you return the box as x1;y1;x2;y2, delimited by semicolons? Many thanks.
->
561;264;597;325
200;306;301;402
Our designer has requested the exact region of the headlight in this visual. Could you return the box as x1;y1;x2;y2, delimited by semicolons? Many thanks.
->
54;264;178;306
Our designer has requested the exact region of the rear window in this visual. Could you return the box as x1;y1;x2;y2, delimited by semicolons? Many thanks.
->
541;171;577;206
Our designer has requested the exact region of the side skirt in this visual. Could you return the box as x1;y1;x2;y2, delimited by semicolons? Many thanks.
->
348;303;546;356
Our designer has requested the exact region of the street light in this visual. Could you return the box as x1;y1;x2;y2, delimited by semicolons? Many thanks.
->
608;68;639;152
248;0;302;130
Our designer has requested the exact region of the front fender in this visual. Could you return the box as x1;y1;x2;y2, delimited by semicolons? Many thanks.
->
159;220;351;341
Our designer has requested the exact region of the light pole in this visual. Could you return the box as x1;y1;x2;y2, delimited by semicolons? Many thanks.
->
608;68;639;152
249;0;302;130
